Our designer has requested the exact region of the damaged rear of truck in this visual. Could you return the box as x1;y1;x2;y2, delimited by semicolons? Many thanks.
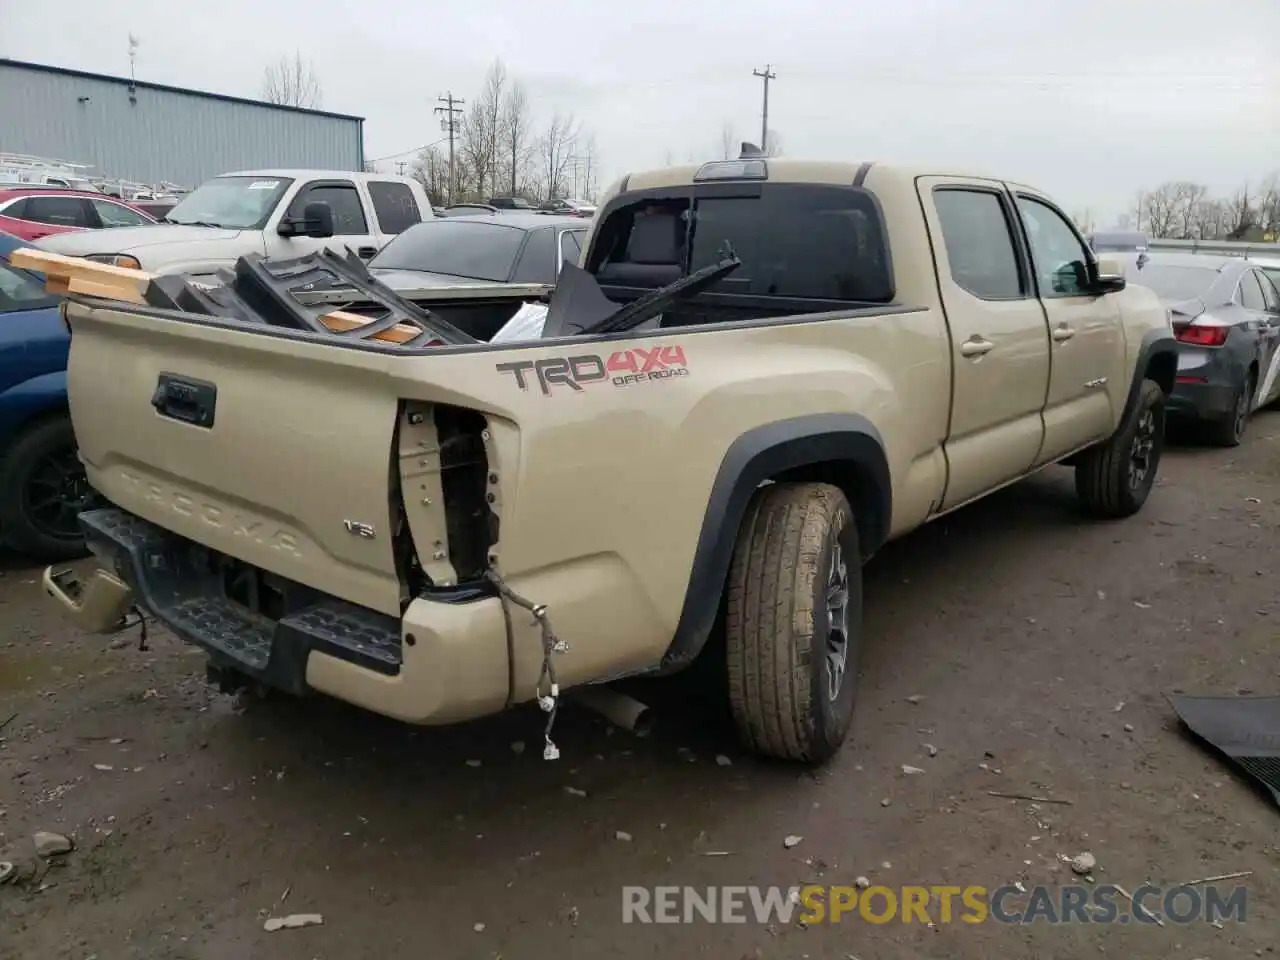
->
43;156;1167;764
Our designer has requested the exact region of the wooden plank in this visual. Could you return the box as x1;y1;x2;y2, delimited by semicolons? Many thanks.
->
319;310;425;345
65;277;148;304
10;248;154;293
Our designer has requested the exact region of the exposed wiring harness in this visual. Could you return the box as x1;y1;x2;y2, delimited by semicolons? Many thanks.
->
110;604;150;651
484;567;569;760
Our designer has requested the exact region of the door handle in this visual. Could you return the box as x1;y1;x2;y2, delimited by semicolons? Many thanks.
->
960;336;994;358
1052;324;1076;342
357;246;377;259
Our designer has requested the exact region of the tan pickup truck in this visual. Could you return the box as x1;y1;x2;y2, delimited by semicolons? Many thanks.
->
42;157;1177;764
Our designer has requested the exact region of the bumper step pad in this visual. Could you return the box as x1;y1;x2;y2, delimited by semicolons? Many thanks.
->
80;508;402;694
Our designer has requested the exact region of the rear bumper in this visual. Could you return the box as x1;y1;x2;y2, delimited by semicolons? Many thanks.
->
1168;380;1236;420
44;507;510;724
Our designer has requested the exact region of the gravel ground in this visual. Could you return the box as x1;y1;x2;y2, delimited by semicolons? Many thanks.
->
2;423;1279;960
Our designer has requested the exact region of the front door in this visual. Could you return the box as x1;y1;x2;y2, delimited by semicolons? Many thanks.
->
1012;192;1124;465
919;178;1051;511
265;179;378;261
1241;269;1280;407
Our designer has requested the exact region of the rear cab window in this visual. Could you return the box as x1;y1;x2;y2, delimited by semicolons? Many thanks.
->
367;181;422;235
931;188;1026;300
586;183;894;314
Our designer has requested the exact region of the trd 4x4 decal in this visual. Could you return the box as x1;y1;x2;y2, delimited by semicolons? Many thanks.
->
496;345;689;396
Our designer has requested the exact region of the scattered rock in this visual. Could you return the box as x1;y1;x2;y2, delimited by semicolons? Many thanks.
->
464;759;482;768
33;831;73;857
510;741;525;755
901;765;925;776
1070;852;1096;875
615;830;633;842
923;743;938;757
1133;601;1151;610
880;797;891;807
564;786;587;798
881;861;892;869
1123;723;1134;733
783;835;803;849
715;754;732;767
473;922;486;933
855;876;870;889
0;861;14;885
93;764;114;772
263;913;323;932
905;695;923;705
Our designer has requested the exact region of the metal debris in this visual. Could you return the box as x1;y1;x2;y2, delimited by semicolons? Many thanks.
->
905;695;923;705
783;835;803;849
715;754;733;767
615;830;633;842
987;791;1073;805
473;922;486;932
564;786;587;798
923;743;938;757
0;862;14;885
901;764;925;776
511;740;526;755
465;759;482;768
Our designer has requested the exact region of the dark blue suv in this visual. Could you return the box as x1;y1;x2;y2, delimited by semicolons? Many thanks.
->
0;231;91;561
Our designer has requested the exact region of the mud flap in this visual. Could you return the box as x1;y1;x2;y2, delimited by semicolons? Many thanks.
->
42;565;134;634
1169;693;1280;809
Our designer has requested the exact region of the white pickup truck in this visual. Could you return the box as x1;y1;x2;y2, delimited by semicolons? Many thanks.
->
35;169;432;282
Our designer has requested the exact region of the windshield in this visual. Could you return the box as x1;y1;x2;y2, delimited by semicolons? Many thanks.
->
164;176;294;229
1127;263;1219;302
369;220;527;281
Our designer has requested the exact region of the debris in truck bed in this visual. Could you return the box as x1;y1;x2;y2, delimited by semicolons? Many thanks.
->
11;247;472;347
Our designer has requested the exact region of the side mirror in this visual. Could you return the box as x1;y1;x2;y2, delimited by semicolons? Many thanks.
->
277;200;335;238
1091;257;1126;295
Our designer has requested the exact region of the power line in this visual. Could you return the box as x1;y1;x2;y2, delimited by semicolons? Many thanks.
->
434;92;466;204
752;65;776;152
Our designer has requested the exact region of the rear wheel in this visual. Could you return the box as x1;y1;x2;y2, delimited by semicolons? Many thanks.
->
1075;378;1166;518
1207;370;1254;447
0;417;92;562
724;482;861;764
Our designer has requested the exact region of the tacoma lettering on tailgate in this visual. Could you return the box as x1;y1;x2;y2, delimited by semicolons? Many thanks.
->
119;470;302;556
496;346;689;396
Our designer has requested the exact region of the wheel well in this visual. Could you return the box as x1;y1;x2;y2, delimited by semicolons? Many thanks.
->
1145;350;1176;397
771;459;888;560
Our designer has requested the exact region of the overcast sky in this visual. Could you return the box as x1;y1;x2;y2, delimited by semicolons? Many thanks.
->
5;0;1278;223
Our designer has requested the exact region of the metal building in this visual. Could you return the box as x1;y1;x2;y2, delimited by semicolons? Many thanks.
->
0;59;365;191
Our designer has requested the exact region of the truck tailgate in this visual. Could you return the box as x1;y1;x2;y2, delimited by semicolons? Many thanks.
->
67;304;405;617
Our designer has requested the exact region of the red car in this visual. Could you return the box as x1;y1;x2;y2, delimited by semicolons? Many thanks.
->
0;187;157;242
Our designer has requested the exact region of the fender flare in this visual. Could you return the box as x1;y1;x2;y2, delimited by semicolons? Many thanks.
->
660;413;891;673
1123;328;1178;422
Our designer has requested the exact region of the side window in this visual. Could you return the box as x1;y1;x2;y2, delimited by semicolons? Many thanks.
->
1238;271;1267;311
1015;196;1091;298
560;230;582;266
24;196;93;228
0;263;58;313
2;199;29;219
367;181;421;235
932;189;1025;300
510;227;557;283
1261;271;1280;313
91;199;151;228
290;182;368;235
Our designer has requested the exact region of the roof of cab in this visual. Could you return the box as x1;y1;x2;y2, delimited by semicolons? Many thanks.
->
220;169;418;183
617;159;1012;193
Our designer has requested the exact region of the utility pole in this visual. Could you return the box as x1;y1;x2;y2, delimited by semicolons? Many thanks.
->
434;92;465;203
752;64;775;152
395;161;406;175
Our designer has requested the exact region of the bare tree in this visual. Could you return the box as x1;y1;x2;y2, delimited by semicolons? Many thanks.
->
1173;182;1209;238
499;78;533;197
764;130;783;157
719;123;737;160
538;112;579;201
460;60;507;198
1258;173;1280;236
577;133;599;201
1071;209;1096;234
261;52;323;109
1141;183;1181;238
411;147;452;207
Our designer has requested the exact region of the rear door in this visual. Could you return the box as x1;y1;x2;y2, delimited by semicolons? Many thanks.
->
366;180;424;245
1011;190;1123;465
918;178;1050;510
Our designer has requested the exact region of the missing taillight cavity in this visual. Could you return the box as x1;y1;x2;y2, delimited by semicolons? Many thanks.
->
435;405;498;581
1173;323;1229;347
